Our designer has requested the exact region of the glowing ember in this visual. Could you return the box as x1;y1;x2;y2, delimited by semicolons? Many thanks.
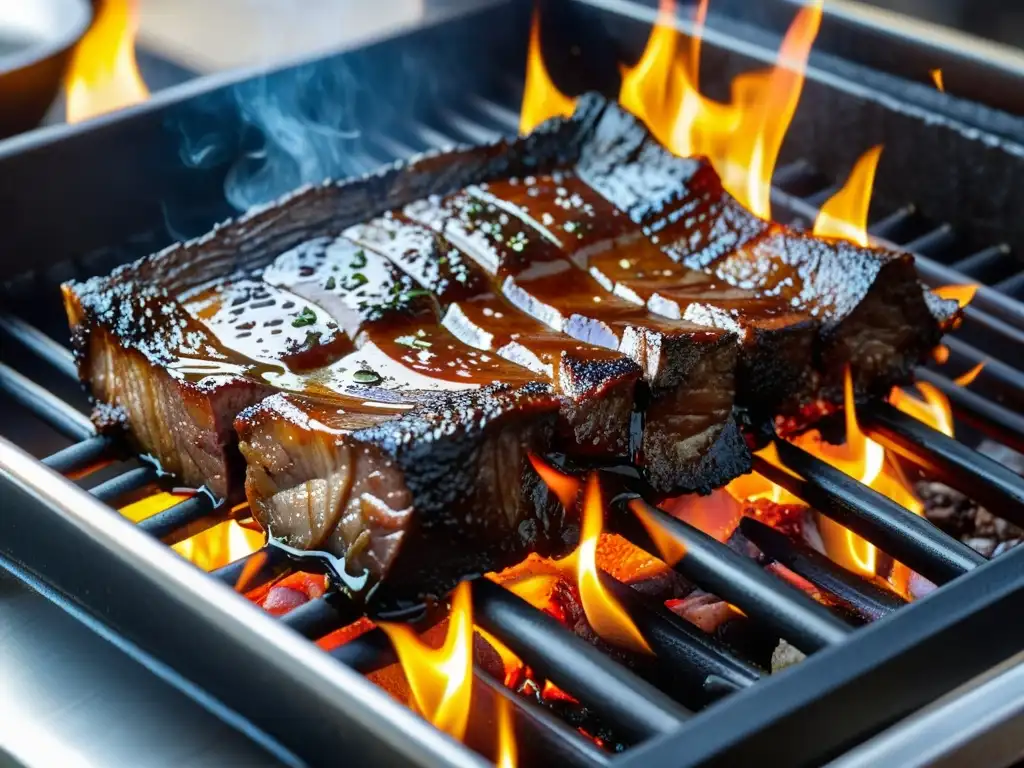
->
954;361;985;387
934;284;977;309
66;0;150;123
813;145;883;247
931;68;945;92
495;696;517;768
173;519;264;572
519;10;576;135
933;344;950;364
379;581;474;742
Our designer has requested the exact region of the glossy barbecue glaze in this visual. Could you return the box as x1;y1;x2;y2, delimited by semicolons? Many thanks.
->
488;172;819;414
344;213;642;458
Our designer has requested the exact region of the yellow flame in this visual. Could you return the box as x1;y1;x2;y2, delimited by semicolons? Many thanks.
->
629;500;687;565
380;582;474;742
813;145;883;247
528;453;580;510
954;361;985;387
66;0;150;123
519;10;577;135
495;696;517;768
173;520;264;572
931;68;945;92
934;284;977;309
575;474;653;653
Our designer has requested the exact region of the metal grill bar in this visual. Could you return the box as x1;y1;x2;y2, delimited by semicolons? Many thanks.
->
87;465;156;503
0;313;78;380
282;596;362;640
212;546;292;591
598;573;763;705
473;670;612;768
615;502;853;653
472;579;689;742
0;361;93;441
42;434;113;474
137;493;220;543
863;402;1024;527
914;367;1024;455
761;444;985;583
739;517;906;622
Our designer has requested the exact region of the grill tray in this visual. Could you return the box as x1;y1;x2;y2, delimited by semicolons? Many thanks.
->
4;2;1024;766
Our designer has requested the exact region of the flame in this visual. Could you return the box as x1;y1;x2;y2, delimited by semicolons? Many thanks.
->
119;491;181;523
621;0;822;218
953;361;985;387
630;500;687;565
520;462;651;654
523;0;823;219
934;284;977;309
495;696;517;768
890;382;954;439
66;0;150;123
528;453;581;510
574;474;652;653
933;344;950;364
813;146;883;246
931;68;945;92
173;519;264;571
474;625;522;688
519;10;577;135
379;582;474;742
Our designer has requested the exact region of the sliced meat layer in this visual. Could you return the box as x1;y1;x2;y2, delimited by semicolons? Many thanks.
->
237;384;566;603
405;192;749;493
486;172;819;416
573;98;960;411
344;214;641;457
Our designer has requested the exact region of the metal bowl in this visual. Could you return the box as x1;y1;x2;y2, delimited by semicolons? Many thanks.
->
0;0;92;138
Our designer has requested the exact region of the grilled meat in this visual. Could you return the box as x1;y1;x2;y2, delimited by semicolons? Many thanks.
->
344;214;641;458
569;97;959;415
64;91;956;602
404;190;747;493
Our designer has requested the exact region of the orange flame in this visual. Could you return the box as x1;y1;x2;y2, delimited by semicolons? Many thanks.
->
519;10;577;135
524;461;652;654
813;145;883;247
528;453;581;510
495;696;517;768
66;0;150;123
933;344;950;364
173;520;264;572
523;0;823;219
574;474;652;653
934;284;977;309
954;361;985;387
621;0;823;219
630;500;688;565
931;68;945;92
379;582;474;742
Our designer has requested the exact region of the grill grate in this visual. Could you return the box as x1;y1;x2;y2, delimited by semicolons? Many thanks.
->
3;87;1024;766
5;2;1024;766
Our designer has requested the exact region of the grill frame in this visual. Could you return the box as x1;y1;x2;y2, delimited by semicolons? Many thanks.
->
5;1;1024;766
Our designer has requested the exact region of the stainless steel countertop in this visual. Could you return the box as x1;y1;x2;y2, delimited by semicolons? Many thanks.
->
0;569;285;768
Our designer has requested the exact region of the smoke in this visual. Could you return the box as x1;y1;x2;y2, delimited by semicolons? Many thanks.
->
224;62;363;211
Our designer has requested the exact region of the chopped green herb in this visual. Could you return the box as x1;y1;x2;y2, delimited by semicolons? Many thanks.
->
291;306;317;327
353;369;382;385
403;288;431;300
350;249;368;269
345;272;368;290
324;276;336;290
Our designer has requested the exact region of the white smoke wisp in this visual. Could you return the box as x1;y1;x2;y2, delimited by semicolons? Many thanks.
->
224;62;363;211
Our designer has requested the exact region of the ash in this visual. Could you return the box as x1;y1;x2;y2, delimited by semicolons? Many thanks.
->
918;439;1024;559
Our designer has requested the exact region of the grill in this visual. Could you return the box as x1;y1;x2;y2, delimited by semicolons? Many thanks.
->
4;1;1024;766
